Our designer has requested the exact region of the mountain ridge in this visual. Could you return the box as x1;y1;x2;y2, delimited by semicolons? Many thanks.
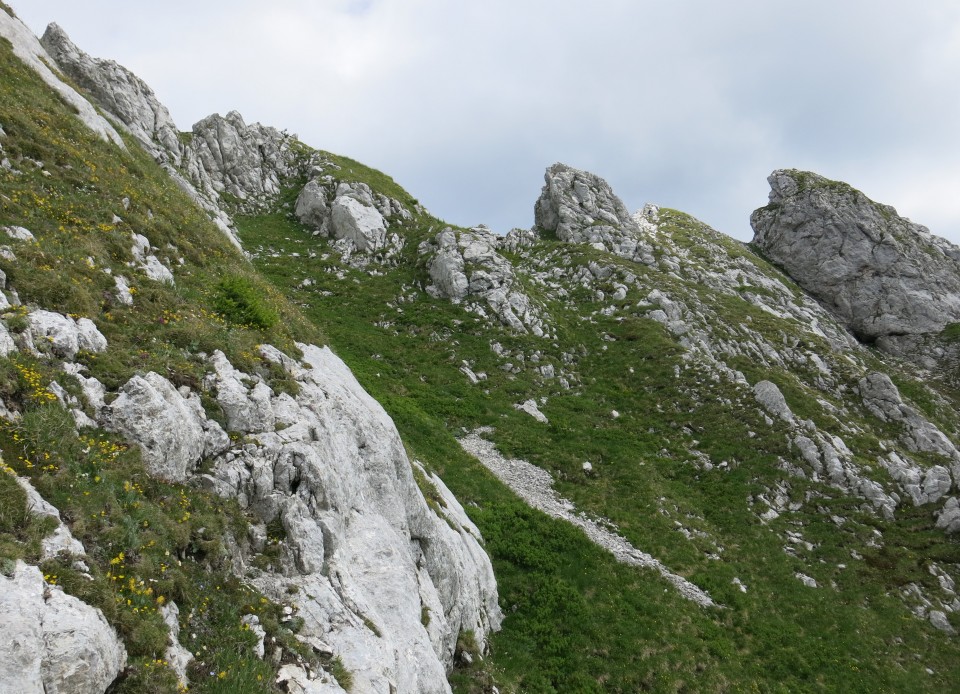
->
3;4;960;692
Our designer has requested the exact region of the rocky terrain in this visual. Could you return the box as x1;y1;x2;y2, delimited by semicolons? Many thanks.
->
2;2;960;692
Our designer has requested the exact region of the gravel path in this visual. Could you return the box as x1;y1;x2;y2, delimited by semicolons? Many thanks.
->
459;427;717;608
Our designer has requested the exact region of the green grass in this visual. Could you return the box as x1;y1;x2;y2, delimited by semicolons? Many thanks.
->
236;184;960;692
5;24;960;693
0;35;328;692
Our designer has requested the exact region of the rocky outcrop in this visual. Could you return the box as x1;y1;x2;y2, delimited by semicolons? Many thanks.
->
26;310;108;360
295;178;408;254
0;13;123;147
101;371;229;481
533;163;657;264
535;162;638;243
39;23;181;163
95;343;501;692
422;227;547;335
750;169;960;351
183;111;299;208
203;344;501;691
0;561;126;694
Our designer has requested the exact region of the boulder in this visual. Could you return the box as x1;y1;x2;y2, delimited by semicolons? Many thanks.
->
753;380;795;424
0;561;126;694
750;169;960;347
330;195;387;251
27;310;107;360
102;371;227;481
40;23;181;162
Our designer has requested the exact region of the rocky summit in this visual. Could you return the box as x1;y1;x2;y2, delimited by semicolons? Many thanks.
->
2;3;960;693
751;169;960;358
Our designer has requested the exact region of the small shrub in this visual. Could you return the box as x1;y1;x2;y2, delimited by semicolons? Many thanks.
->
330;656;353;692
214;275;278;330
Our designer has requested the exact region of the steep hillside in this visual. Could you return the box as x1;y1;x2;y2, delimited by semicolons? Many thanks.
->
3;3;960;693
0;6;499;693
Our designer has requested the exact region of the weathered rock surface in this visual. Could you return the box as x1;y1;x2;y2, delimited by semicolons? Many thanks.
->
535;162;638;244
184;110;298;208
101;371;228;481
751;169;960;350
27;310;108;360
423;227;547;335
0;561;126;694
17;476;86;560
200;344;501;692
0;13;123;146
40;23;181;162
296;178;408;254
859;372;960;465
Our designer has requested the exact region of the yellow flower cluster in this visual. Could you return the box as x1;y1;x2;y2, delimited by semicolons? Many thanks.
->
14;362;57;403
106;550;166;615
79;435;127;466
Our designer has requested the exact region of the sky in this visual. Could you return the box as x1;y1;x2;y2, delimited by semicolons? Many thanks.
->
12;1;960;243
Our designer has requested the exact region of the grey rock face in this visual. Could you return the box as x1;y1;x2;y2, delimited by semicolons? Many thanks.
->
0;561;126;694
202;344;501;692
0;14;123;147
533;163;658;264
535;162;638;244
27;310;107;360
17;477;86;560
295;178;409;254
184;111;298;208
753;380;795;424
423;227;547;335
102;371;228;481
859;372;960;464
330;195;387;251
40;23;182;163
751;169;960;346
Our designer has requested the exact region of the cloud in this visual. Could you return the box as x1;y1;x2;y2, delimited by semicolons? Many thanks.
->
13;0;960;242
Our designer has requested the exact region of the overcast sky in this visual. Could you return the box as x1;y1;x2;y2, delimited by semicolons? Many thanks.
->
13;1;960;243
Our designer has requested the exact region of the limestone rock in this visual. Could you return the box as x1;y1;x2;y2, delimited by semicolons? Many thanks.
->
535;162;639;244
753;380;795;424
160;602;193;687
40;23;181;163
330;195;387;251
0;13;123;146
101;371;228;481
16;477;86;560
424;227;547;335
751;169;960;348
937;497;960;533
184;111;298;208
859;373;960;463
515;399;549;424
199;344;501;692
131;233;175;284
294;179;329;229
0;561;126;694
27;310;107;360
296;178;409;255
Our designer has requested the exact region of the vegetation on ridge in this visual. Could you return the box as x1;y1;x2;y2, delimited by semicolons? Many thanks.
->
2;18;960;693
0;36;323;692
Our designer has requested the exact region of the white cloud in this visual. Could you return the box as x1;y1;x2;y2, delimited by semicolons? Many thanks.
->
13;0;960;242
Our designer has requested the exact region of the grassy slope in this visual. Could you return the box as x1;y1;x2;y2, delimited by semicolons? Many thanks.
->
0;37;335;692
3;20;959;691
238;177;960;692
